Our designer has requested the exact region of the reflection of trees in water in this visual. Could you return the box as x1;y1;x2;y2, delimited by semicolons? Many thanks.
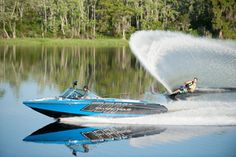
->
0;45;27;98
0;89;5;99
0;45;164;98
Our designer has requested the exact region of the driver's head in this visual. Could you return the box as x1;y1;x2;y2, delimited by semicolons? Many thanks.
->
83;85;89;92
193;77;198;82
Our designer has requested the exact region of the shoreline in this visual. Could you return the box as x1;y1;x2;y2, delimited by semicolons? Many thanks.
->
0;38;128;47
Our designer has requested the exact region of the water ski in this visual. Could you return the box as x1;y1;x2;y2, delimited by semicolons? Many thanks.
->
168;86;188;100
168;93;179;100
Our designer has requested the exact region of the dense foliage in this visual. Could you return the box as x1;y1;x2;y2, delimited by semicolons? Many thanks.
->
0;0;235;39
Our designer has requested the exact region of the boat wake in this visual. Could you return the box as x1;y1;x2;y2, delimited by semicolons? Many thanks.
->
60;96;236;126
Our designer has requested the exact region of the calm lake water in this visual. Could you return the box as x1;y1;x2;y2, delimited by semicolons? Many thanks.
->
0;44;235;157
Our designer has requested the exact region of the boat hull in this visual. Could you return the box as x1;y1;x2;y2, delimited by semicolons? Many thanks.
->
23;98;168;118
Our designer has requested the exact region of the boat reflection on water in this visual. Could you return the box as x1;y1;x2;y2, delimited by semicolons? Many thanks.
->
23;122;166;156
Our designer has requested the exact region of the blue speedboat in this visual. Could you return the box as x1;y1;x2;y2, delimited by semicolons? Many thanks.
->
23;82;167;118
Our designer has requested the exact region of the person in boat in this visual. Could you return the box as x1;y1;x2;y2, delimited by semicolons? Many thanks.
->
81;85;89;99
172;77;198;95
83;85;89;92
74;85;89;99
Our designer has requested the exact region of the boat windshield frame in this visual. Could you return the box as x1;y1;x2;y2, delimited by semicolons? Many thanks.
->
60;88;100;99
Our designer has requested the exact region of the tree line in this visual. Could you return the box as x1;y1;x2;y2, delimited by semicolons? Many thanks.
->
0;0;235;39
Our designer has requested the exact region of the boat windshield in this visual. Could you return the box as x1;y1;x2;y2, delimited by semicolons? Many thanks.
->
60;88;100;99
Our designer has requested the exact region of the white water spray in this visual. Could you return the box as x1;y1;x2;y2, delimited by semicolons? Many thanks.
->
129;30;236;92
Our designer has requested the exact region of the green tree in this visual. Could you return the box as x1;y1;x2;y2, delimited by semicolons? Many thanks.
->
189;0;213;36
211;0;236;39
